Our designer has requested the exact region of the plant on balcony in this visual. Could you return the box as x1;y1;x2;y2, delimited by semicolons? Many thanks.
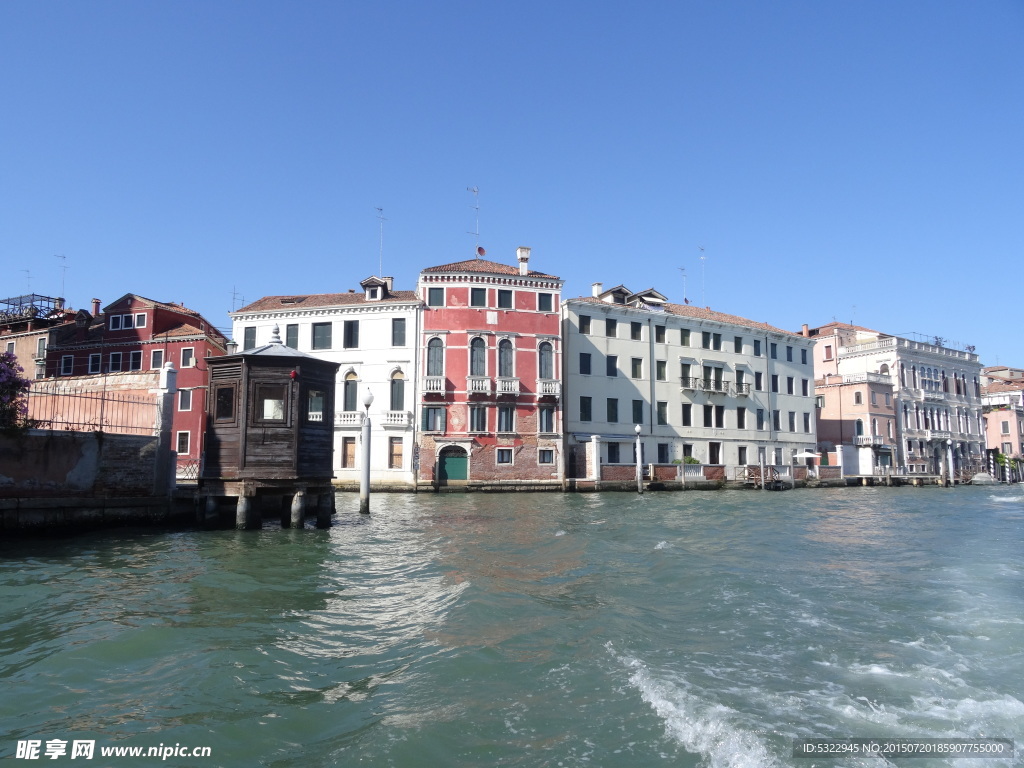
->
682;456;701;465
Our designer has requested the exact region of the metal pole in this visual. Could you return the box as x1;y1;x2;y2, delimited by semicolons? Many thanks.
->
359;389;374;514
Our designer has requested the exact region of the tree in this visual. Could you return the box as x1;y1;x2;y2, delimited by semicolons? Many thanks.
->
0;350;32;430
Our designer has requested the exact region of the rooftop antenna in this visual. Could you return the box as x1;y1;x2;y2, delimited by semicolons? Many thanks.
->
467;186;480;257
376;207;387;277
231;286;245;312
678;267;687;304
698;246;707;305
20;269;32;294
55;254;67;299
851;305;856;325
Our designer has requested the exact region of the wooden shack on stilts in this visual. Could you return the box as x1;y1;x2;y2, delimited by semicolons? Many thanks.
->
199;325;340;529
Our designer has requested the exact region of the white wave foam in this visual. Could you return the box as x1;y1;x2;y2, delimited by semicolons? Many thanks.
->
654;541;670;550
554;530;567;537
610;646;781;768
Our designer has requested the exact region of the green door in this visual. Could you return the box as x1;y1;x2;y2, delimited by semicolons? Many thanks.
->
439;448;468;484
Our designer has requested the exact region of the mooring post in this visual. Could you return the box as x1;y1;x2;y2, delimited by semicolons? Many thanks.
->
236;494;260;530
359;389;374;514
634;424;643;494
316;490;333;529
290;488;306;529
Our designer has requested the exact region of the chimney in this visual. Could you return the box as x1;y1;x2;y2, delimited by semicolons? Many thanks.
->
91;298;101;317
383;276;394;292
801;324;809;337
516;246;531;276
591;282;603;297
54;298;65;311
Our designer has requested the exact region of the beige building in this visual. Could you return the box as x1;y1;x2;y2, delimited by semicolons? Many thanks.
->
980;366;1024;481
0;294;73;379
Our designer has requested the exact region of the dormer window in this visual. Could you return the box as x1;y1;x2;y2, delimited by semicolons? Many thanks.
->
367;287;380;301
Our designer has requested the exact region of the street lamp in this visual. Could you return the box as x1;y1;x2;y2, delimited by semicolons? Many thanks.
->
634;424;643;494
359;389;374;514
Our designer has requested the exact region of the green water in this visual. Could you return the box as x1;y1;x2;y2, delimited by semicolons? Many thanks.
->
2;488;1022;767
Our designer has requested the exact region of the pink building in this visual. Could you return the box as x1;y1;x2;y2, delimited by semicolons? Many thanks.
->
981;368;1024;480
416;248;563;488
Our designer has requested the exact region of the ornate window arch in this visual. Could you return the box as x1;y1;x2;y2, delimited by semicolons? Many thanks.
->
426;337;444;376
538;341;553;380
498;338;514;378
470;337;486;376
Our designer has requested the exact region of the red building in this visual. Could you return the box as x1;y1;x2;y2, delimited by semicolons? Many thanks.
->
416;248;564;488
45;294;228;467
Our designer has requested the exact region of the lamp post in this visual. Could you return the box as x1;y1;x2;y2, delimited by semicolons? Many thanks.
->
634;424;643;494
359;389;374;514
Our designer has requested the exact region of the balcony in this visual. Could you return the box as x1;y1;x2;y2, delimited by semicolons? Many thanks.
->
382;410;412;428
467;375;492;394
853;435;884;446
680;376;701;390
422;376;446;394
336;411;364;428
733;382;751;396
927;430;952;441
703;380;728;394
842;372;893;386
537;379;561;397
496;377;520;395
923;390;946;402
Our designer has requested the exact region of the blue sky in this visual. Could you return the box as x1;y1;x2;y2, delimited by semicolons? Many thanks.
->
3;1;1022;362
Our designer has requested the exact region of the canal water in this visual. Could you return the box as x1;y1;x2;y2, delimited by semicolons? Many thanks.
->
2;488;1022;767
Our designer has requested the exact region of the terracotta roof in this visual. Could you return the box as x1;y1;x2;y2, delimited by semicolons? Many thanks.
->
235;290;419;314
569;297;803;337
982;380;1024;394
421;258;559;279
804;320;881;336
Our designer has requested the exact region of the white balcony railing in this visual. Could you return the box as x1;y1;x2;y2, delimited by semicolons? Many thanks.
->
336;411;364;428
681;377;701;390
854;435;884;446
538;379;561;397
467;375;492;394
496;377;520;395
734;382;751;396
422;376;446;394
703;380;727;394
383;410;412;428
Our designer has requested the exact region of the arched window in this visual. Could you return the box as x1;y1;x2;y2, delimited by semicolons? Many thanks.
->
538;342;553;380
912;366;918;387
498;339;513;378
427;338;444;376
390;371;405;412
854;391;863;405
855;419;864;436
470;337;486;376
900;364;906;387
879;363;889;376
343;372;359;411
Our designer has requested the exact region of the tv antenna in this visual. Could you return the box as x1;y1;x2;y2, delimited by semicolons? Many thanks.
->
55;255;68;299
231;286;245;312
20;269;32;293
376;207;387;277
698;246;707;305
678;267;687;304
467;186;480;256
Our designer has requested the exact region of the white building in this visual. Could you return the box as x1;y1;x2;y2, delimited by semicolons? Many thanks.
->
231;276;422;488
806;322;984;477
563;285;817;482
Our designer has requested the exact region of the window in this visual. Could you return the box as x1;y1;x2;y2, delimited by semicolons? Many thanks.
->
715;405;725;428
5;341;13;354
539;406;554;433
579;315;591;334
580;396;592;422
607;398;619;423
307;389;325;422
801;348;808;365
539;449;554;465
388;437;404;469
427;338;444;376
176;432;190;455
755;371;764;391
824;344;833;361
390;373;405;411
151;350;164;369
703;404;714;427
658;443;669;463
631;322;642;341
422;406;446;431
771;374;779;393
656;360;667;381
737;407;746;429
538;342;553;379
633;399;643;424
803;412;811;433
606;355;618;377
109;352;122;372
215;386;235;421
469;405;487;432
243;326;256;350
343;321;359;349
497;405;515;433
341;437;356;468
701;331;711;349
885;392;891;406
579;352;592;375
786;376;794;395
285;324;299;349
753;340;762;357
712;333;722;351
257;384;287;422
343;373;359;411
756;409;765;430
738;446;748;465
538;293;553;312
129;351;142;371
498;339;513;377
1001;420;1010;435
471;287;487;307
427;287;444;307
786;346;793;362
61;355;74;375
88;353;101;374
681;328;691;346
109;315;122;331
773;410;781;430
607;443;620;464
682;403;692;427
122;314;134;330
855;419;864;436
181;348;194;368
497;289;513;309
179;389;192;411
770;343;778;359
631;358;643;379
37;338;46;358
788;411;796;432
655;325;665;343
854;391;863;405
870;391;877;405
802;379;809;397
606;319;617;337
470;338;486;376
734;336;743;353
657;401;668;426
